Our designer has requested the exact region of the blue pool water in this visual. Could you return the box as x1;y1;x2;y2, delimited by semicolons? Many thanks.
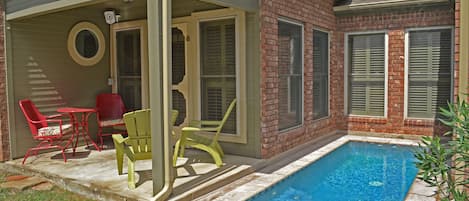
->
249;142;419;201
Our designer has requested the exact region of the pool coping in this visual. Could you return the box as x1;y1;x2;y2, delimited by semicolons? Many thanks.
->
212;135;436;201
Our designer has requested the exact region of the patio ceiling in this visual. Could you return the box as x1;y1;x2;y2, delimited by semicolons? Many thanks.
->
6;0;257;21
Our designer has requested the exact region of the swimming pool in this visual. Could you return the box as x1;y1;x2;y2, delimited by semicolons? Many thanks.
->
249;141;419;201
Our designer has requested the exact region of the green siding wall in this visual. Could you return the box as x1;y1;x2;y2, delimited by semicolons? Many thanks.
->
7;4;261;159
7;8;110;158
220;12;261;158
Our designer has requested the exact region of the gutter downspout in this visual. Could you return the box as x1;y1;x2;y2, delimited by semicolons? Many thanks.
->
148;0;173;200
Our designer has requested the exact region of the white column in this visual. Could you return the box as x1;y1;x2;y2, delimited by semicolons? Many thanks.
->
147;0;173;199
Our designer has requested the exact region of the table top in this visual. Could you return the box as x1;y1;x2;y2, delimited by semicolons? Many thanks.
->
57;107;97;113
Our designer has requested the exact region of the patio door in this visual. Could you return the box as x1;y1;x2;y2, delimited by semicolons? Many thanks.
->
111;20;148;111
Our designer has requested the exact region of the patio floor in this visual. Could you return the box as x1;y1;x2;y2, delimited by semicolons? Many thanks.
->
2;143;264;201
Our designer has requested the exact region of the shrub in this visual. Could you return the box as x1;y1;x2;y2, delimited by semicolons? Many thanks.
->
414;98;469;201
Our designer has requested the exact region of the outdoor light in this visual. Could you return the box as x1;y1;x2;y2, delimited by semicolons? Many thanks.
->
104;10;120;25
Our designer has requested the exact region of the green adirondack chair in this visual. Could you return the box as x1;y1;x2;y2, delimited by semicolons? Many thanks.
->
173;99;236;167
112;109;178;189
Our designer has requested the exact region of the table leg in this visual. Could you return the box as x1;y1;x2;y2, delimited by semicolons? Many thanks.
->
80;113;90;147
65;111;101;153
70;114;80;154
83;112;100;151
74;114;85;153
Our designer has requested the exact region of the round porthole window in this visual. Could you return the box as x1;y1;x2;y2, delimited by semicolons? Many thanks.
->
67;22;105;66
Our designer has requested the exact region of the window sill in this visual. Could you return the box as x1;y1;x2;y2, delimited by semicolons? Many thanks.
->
279;125;305;135
312;115;330;123
347;116;387;124
404;118;435;127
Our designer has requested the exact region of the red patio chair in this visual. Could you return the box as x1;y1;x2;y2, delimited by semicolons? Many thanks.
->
19;99;74;164
96;93;127;149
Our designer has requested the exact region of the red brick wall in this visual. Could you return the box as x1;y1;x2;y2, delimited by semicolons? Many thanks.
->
260;1;455;158
336;6;454;137
0;2;9;161
260;0;338;158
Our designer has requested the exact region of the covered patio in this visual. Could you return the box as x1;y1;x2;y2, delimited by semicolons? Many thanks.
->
5;0;261;199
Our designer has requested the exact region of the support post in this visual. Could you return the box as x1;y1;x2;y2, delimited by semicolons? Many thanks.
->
148;0;173;200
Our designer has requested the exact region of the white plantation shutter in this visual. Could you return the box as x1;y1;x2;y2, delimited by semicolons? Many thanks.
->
313;30;329;120
348;34;385;116
200;19;237;134
408;29;452;118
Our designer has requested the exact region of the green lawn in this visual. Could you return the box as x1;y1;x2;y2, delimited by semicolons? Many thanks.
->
0;171;95;201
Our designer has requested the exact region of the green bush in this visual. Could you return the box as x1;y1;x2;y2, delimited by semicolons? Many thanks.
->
414;98;469;201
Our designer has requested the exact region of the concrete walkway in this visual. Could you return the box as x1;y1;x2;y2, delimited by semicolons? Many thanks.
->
3;145;263;201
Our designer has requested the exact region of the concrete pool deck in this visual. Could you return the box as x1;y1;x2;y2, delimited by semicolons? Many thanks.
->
201;135;437;201
0;134;437;201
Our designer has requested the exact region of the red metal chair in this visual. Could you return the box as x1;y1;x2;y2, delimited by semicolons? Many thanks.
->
19;99;74;164
96;93;127;149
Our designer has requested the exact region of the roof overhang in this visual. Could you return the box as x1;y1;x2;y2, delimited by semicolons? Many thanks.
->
6;0;258;21
6;0;107;21
334;0;450;13
200;0;258;12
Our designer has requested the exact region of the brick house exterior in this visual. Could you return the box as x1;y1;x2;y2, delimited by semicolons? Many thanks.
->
336;6;454;136
0;0;462;161
260;0;338;158
259;0;457;158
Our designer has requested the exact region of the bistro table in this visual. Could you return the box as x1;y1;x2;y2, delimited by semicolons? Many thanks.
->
57;107;101;153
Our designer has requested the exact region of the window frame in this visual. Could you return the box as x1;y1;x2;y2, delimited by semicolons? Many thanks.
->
192;9;247;143
404;26;454;120
312;27;331;121
277;17;304;132
344;30;389;118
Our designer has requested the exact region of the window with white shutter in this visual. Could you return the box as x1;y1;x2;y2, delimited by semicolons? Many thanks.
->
407;29;452;118
313;30;329;120
348;33;386;116
200;18;236;134
278;20;303;131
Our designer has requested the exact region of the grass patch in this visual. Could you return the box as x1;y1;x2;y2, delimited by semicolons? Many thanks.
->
0;170;94;201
